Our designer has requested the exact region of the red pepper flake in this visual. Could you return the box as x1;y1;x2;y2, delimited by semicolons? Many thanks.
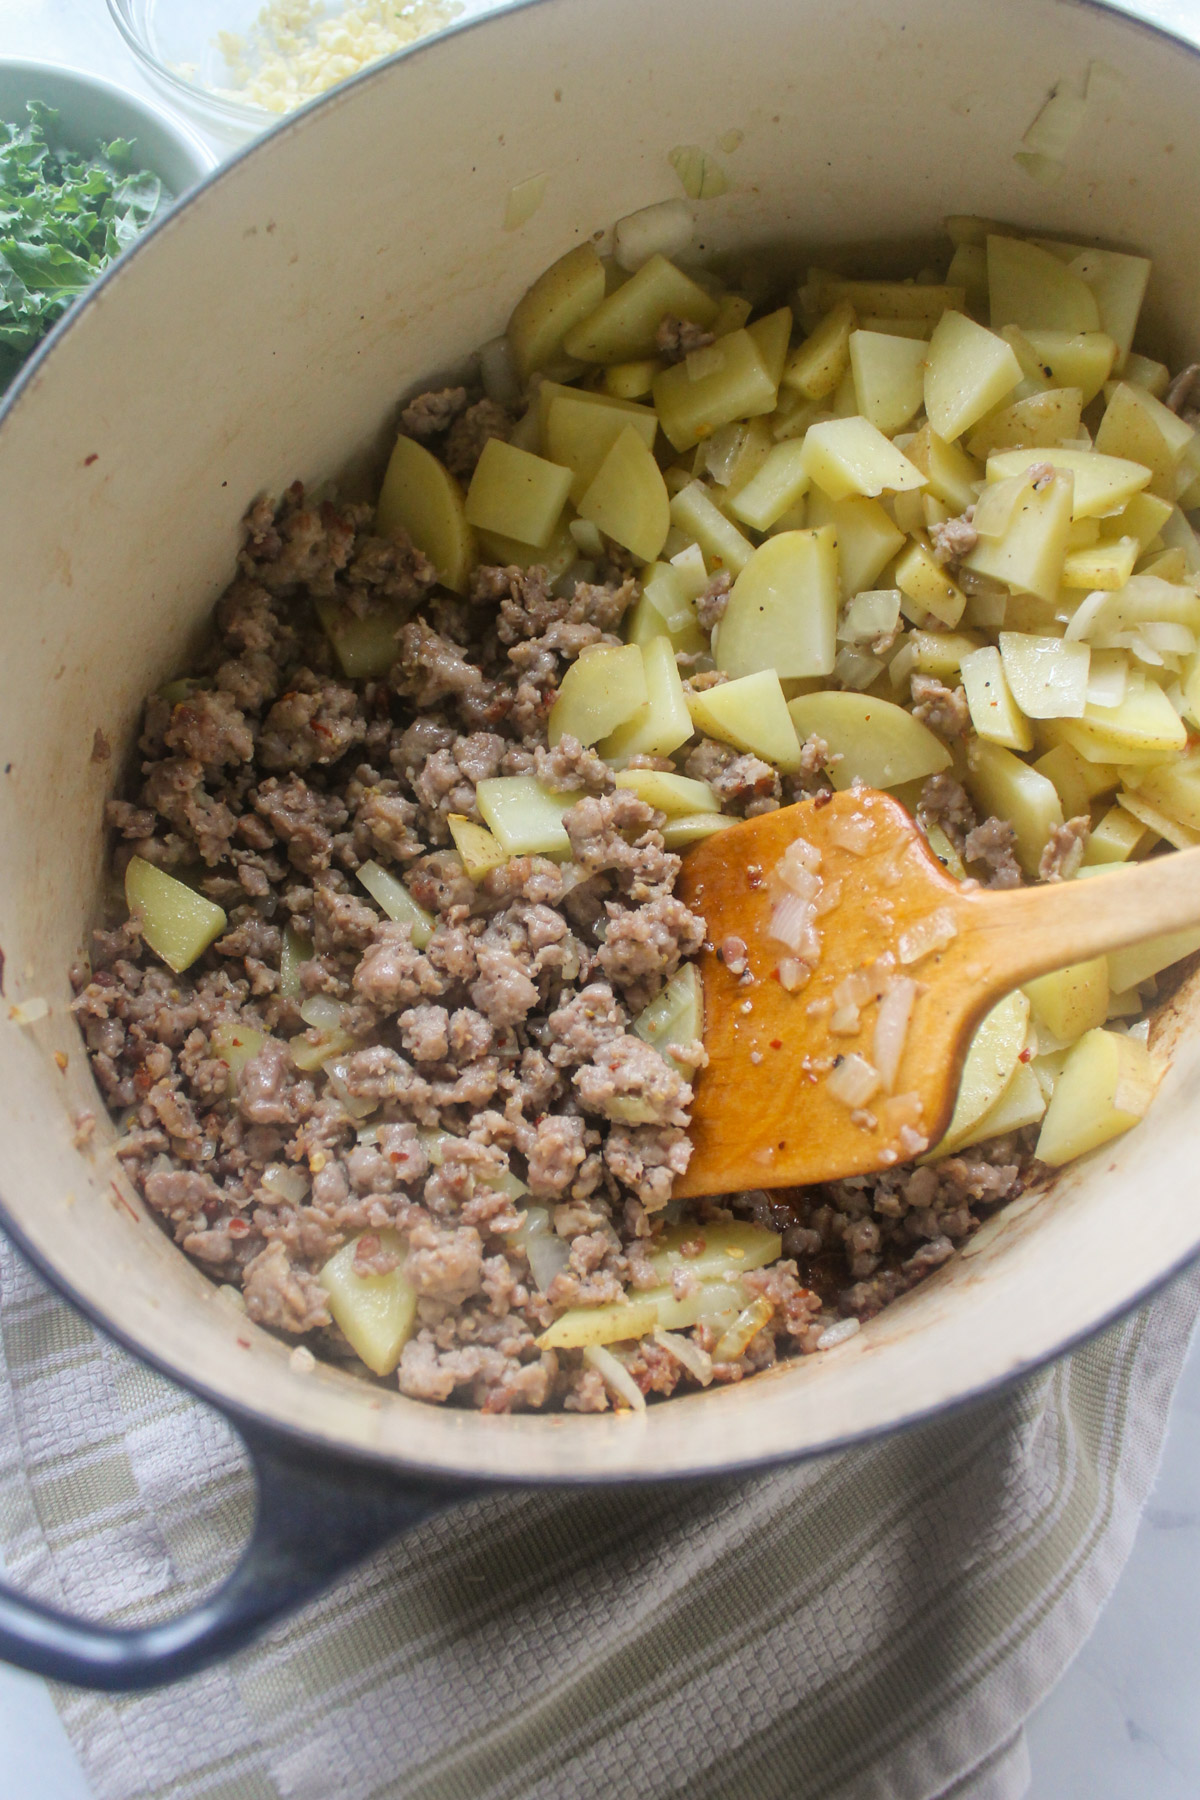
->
227;1217;251;1238
83;453;98;466
237;1337;251;1350
109;1183;140;1223
770;1039;783;1050
1018;1047;1032;1063
54;1051;69;1073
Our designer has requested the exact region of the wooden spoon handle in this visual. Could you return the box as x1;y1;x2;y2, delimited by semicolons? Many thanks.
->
960;843;1200;992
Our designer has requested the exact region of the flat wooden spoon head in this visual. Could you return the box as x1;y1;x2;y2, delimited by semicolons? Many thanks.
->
674;789;978;1197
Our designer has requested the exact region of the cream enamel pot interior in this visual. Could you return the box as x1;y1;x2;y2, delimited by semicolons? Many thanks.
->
2;0;1200;1690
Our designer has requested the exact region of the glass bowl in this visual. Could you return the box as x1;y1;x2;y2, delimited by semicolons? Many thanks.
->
105;0;475;143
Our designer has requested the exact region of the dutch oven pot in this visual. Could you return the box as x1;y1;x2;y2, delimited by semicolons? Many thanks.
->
2;0;1199;1693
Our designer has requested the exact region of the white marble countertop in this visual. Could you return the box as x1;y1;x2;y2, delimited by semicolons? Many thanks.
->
3;3;1200;1796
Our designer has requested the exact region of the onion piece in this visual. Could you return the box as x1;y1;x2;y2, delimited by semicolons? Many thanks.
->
526;1233;571;1296
8;996;49;1025
873;977;917;1092
826;1053;883;1108
652;1326;714;1386
503;172;548;232
299;994;345;1032
816;1317;861;1351
261;1162;310;1205
613;197;694;272
477;334;522;411
769;892;820;961
825;813;875;856
712;1296;774;1362
582;1343;646;1412
898;907;959;966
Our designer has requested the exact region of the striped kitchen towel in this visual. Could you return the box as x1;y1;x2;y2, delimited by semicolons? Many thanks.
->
1;1231;1196;1800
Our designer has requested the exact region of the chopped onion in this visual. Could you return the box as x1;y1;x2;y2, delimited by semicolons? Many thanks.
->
826;1053;883;1108
261;1162;310;1204
299;994;345;1032
477;334;522;411
526;1232;571;1295
777;958;810;992
816;1317;861;1351
9;996;49;1025
1020;80;1089;163
777;837;822;888
898;907;959;966
503;172;548;231
712;1296;774;1361
613;197;693;273
652;1326;714;1386
873;977;917;1092
324;1057;377;1123
583;1343;646;1412
668;144;729;201
826;813;875;856
832;646;884;692
769;891;820;961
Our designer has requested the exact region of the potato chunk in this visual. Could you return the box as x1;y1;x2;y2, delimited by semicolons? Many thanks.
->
801;417;927;500
782;299;856;399
669;481;755;574
476;776;583;858
787;690;950;789
320;1230;418;1376
962;466;1073;601
562;253;718;364
447;814;509;882
984;447;1150;520
614;769;718;814
960;646;1034;751
807;490;905;599
599;633;693;762
714;528;839;681
507;245;605;379
1023;958;1109;1044
987;236;1101;333
849;329;927;435
687;668;803;770
1035;1028;1161;1166
727;439;811;531
653;328;778;452
923;310;1022;442
930;990;1031;1156
464;439;572;547
576;425;670;561
998;632;1089;720
376;433;475;594
547;643;648;747
544;391;658;503
125;856;227;975
966;740;1063;875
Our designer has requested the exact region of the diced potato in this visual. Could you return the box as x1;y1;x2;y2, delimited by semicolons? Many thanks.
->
577;426;670;561
889;628;984;688
1023;957;1109;1043
474;514;577;582
985;446;1151;520
923;310;1022;442
712;294;754;336
748;307;793;385
954;1057;1046;1150
1122;353;1171;398
544;392;658;503
533;376;645;445
653;329;778;451
1050;680;1187;764
647;1217;782;1284
998;631;1089;720
315;597;409;679
604;358;662;400
319;1230;416;1377
966;739;1063;874
801;417;927;501
946;241;989;313
849;329;927;435
1116;789;1200;852
537;1297;659;1350
894;536;966;628
987;236;1101;334
966;387;1084;460
1106;491;1174;551
814;277;964;326
687;668;803;770
931;990;1031;1156
1033;743;1118;817
633;961;704;1073
1095;381;1195;498
1041;243;1152;372
125;856;227;975
781;299;856;399
476;776;583;858
962;466;1073;601
714;528;839;680
376;433;475;594
925;821;966;878
669;481;756;574
805;490;905;600
547;642;648;747
1035;1028;1161;1166
669;541;710;601
960;646;1034;751
615;769;718;815
624;577;706;659
1081;803;1147;865
904;425;982;513
562;253;718;365
642;560;701;634
946;213;1018;247
1016;328;1117;404
1126;745;1200;832
465;439;572;547
357;860;434;946
447;814;508;882
507;242;606;381
1061;535;1139;591
786;690;950;789
662;813;738;848
600;633;693;761
727;439;811;531
1107;921;1200;995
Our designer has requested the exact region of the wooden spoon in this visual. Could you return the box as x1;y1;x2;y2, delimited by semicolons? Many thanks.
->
673;787;1200;1198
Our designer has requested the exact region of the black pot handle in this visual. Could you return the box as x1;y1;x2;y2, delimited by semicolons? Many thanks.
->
0;1420;474;1691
